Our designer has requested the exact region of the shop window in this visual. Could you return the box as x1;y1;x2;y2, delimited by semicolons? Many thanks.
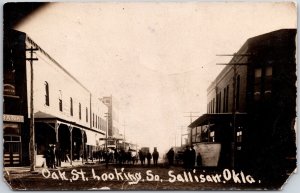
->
45;81;50;106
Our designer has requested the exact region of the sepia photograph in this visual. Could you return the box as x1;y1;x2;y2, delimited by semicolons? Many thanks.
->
2;1;297;191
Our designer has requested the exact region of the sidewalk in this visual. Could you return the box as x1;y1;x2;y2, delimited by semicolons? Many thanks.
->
4;160;99;175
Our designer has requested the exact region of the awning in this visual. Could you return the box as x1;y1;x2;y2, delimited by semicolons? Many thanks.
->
188;113;247;128
85;129;97;146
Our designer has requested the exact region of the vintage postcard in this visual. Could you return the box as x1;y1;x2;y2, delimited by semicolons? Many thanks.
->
2;1;297;191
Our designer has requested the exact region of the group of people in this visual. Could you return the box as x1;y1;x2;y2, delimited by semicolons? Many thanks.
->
166;146;202;169
44;144;62;169
183;145;202;170
138;148;159;166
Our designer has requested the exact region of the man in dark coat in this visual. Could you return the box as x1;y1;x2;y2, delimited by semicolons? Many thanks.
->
152;148;159;166
183;146;190;170
146;151;152;166
166;148;175;166
190;146;196;169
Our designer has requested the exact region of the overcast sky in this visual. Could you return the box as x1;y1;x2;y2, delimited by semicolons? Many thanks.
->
15;2;296;153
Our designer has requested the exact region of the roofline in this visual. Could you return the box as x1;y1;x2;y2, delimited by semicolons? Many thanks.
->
25;35;91;93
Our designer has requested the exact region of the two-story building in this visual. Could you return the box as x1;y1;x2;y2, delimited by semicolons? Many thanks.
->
3;29;108;166
189;29;296;177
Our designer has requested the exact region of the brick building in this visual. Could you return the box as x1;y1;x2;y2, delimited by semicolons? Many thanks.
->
189;29;296;178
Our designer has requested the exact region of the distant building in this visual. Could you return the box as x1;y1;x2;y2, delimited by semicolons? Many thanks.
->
101;96;121;138
3;29;108;166
189;29;296;176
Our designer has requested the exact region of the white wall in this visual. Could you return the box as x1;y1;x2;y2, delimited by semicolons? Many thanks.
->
25;37;107;132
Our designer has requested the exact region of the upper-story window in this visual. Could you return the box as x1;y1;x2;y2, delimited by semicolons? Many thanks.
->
93;113;95;127
86;107;88;123
254;68;262;101
96;115;98;128
264;66;272;96
70;97;73;116
59;90;62;112
79;103;82;120
45;81;50;106
236;75;240;110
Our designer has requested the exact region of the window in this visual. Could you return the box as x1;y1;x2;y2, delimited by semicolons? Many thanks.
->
254;68;262;101
237;131;243;143
86;107;88;122
212;98;215;113
45;81;50;106
79;103;81;120
236;75;240;110
93;113;94;127
223;88;226;113
217;92;221;113
210;131;215;142
265;66;272;96
224;85;229;112
70;97;73;116
59;99;63;112
59;90;62;112
95;115;98;128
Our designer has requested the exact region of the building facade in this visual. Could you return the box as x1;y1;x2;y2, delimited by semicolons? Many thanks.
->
3;29;108;166
189;29;296;177
101;96;121;138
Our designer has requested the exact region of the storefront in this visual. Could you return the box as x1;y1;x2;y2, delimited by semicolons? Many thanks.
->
3;114;24;166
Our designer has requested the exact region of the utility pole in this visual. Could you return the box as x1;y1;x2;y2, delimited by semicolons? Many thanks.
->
217;53;250;168
184;112;200;146
26;46;38;172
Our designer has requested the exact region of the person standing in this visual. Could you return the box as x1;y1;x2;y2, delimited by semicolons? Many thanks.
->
55;144;62;167
152;147;159;166
183;146;190;170
197;152;202;167
139;150;145;166
190;146;196;169
167;148;175;166
49;145;56;169
146;150;152;166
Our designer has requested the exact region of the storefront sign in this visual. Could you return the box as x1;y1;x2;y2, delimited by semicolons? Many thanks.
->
4;84;16;96
195;143;221;167
3;114;24;123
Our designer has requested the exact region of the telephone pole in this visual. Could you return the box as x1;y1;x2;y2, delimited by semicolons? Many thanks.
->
184;112;200;146
26;46;38;172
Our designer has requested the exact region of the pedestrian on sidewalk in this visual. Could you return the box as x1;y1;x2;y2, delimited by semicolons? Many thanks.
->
55;144;62;167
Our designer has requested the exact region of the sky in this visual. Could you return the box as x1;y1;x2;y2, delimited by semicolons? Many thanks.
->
14;2;296;153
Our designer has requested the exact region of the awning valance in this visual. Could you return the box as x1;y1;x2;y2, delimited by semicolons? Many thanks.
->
188;113;247;128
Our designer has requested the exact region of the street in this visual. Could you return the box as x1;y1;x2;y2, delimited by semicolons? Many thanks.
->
3;162;275;191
